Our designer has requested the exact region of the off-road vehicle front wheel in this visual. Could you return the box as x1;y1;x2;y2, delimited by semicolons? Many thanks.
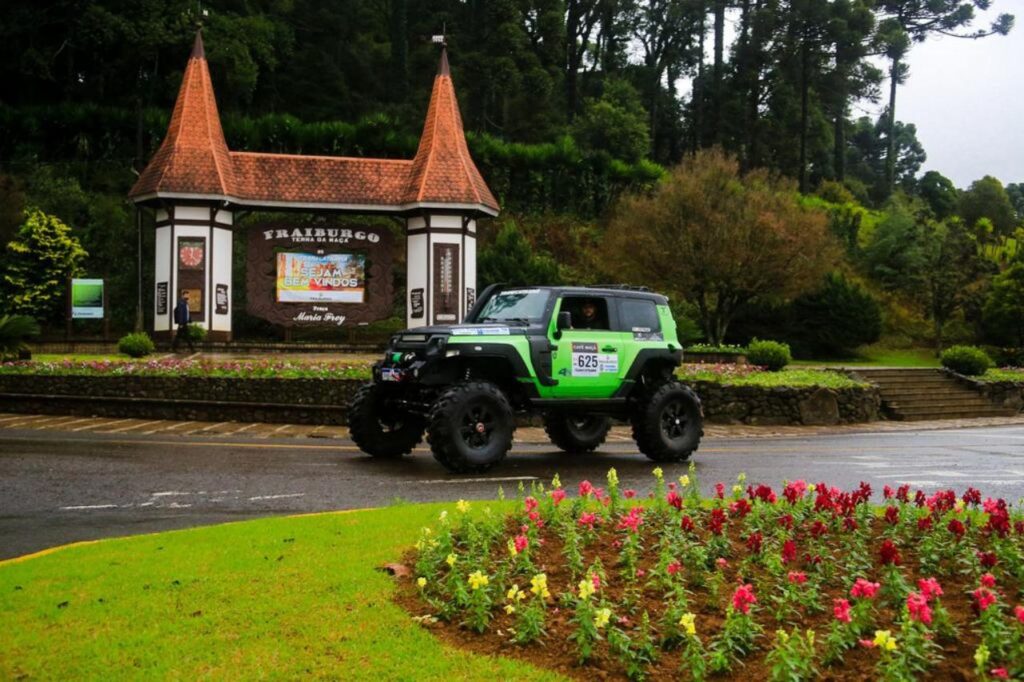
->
428;381;515;474
632;381;703;463
348;383;425;458
543;413;611;453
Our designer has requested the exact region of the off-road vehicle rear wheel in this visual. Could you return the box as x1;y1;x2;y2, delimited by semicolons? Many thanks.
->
632;382;703;463
543;413;611;453
428;381;515;474
348;383;425;458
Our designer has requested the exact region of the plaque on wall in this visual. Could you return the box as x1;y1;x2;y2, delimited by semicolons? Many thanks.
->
215;284;229;315
246;221;395;327
410;288;425;319
181;288;203;314
432;243;460;324
176;236;206;322
156;282;168;315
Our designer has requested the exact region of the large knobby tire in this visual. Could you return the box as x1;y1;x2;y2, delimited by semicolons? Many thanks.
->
543;413;611;453
427;382;515;474
631;382;704;463
348;383;424;458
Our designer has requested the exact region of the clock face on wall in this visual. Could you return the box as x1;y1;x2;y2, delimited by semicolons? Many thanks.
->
179;240;205;269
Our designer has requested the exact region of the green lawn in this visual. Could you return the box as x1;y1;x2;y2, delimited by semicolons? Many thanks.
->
978;368;1024;383
0;505;559;681
792;346;940;368
32;353;135;363
678;367;864;388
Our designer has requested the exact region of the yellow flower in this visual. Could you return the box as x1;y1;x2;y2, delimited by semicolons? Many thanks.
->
504;604;516;615
468;570;489;591
445;553;457;567
678;612;696;637
438;511;448;522
974;644;990;668
551;473;562;489
737;472;747;485
679;475;690;488
507;584;522;601
416;577;427;589
873;630;897;652
732;484;743;497
806;630;815;646
807;483;817;493
595;607;612;628
954;499;965;513
578;579;596;600
456;499;470;514
530;573;550;599
652;467;664;481
607;468;619;487
507;538;518;557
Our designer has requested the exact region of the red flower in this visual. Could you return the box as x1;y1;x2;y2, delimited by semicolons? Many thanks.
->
778;513;794;530
879;539;902;565
917;516;933;532
810;520;829;538
680;515;694;533
781;539;797;564
730;498;752;517
980;573;997;588
962;487;982;506
750;484;776;504
883;485;894;499
667;560;682;576
851;578;881;600
745;531;763;554
991;669;1009;679
623;489;637;499
708;508;727;536
550;489;566;506
616;507;644;533
884;505;900;525
578;512;599;529
782;480;807;504
833;598;852;623
666;490;683;509
907;592;933;625
1013;605;1024;624
731;584;757;614
714;482;726;499
977;551;998;568
578;480;593;498
918;577;943;601
973;588;997;612
514;534;528;553
859;639;876;649
947;518;966;539
787;571;807;585
524;496;538;513
843;517;859;532
895;485;910;503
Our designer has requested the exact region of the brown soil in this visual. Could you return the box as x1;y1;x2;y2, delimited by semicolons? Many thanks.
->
394;511;1019;681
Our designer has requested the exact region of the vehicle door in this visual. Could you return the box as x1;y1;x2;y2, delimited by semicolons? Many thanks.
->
548;295;623;398
614;296;665;383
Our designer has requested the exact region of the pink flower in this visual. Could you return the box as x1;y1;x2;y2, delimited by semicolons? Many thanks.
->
1015;605;1024;624
851;578;881;600
578;480;593;498
783;480;807;504
731;584;757;614
666;560;682;576
524;496;538;513
730;498;752;517
666;490;682;509
991;669;1009;679
636;568;646;578
980;573;997;588
787;571;807;585
591;573;601;590
578;512;599;529
550;489;566;506
973;588;997;612
514;534;528;553
859;639;876;649
616;507;644;533
623;489;637;499
918;577;943;601
907;593;933;625
715;482;725;499
833;598;852;623
716;557;729;570
781;539;797;564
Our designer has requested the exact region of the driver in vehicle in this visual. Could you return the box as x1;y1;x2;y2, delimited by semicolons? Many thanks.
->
573;299;602;329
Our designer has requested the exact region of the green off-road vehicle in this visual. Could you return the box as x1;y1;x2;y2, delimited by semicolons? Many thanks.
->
349;285;703;473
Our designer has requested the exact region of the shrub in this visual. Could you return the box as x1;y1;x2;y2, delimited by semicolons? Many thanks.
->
0;314;40;361
940;345;993;376
746;339;792;371
118;332;155;358
185;324;207;343
789;273;882;357
987;347;1024;368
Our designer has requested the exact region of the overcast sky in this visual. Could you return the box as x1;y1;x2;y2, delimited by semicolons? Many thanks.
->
873;5;1023;189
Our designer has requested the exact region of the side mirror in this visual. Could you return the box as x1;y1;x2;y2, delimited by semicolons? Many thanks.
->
554;311;571;339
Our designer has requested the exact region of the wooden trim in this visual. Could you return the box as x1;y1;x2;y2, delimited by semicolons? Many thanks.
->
424;215;431;324
207;209;214;331
168;208;175;329
154;218;232;229
406;225;473;236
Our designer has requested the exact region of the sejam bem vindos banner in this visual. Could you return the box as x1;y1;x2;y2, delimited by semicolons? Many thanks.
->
275;252;366;303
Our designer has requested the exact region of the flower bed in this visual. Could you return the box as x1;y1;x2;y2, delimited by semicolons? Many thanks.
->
401;468;1024;680
0;357;370;379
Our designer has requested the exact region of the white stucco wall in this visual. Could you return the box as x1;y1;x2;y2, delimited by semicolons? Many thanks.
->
211;223;233;332
153;224;171;332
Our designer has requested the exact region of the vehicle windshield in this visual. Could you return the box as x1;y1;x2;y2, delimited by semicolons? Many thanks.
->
473;289;551;324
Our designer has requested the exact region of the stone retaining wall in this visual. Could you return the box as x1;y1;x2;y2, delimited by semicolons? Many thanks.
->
0;374;880;426
947;373;1024;414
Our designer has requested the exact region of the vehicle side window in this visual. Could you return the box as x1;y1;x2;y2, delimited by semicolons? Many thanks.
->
560;296;611;330
617;299;660;333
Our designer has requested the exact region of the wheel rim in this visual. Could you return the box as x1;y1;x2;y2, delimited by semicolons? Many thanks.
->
660;399;689;442
568;416;601;437
459;404;496;449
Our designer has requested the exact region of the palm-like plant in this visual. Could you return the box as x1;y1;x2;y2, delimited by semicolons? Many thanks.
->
0;314;40;361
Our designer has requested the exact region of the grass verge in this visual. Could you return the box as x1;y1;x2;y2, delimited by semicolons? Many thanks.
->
977;368;1024;383
0;505;559;681
678;367;864;389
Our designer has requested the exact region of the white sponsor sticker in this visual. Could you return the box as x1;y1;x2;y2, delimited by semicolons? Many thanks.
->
451;326;511;336
571;343;618;376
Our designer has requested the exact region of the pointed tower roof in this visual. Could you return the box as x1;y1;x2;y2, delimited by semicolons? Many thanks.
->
129;30;236;199
405;48;498;214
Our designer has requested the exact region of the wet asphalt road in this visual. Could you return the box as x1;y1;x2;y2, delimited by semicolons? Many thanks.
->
2;424;1024;560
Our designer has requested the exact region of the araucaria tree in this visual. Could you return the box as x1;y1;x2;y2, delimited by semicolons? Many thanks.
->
602;149;836;344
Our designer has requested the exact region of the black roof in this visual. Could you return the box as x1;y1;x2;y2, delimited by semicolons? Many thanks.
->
489;284;669;304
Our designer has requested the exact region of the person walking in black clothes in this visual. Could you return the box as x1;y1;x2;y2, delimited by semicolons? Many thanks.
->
172;291;195;352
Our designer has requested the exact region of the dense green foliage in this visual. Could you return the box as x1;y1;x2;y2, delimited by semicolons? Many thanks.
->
0;314;40;361
789;273;882;357
117;332;155;358
478;222;562;290
939;345;993;377
745;339;793;372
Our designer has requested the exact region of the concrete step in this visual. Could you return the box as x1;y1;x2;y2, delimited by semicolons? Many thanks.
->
865;377;956;386
878;389;983;400
893;407;1016;420
887;396;1000;409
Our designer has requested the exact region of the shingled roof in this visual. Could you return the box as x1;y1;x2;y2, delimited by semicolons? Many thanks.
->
130;33;497;216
